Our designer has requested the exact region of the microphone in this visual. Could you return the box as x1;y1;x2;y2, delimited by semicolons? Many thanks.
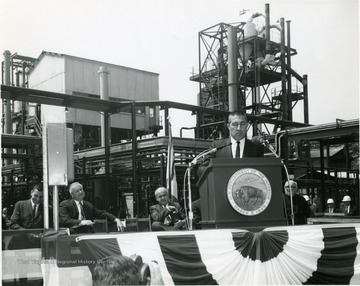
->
252;136;278;157
251;136;268;146
190;142;232;166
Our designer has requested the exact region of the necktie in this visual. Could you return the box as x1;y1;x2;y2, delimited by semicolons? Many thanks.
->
235;141;240;158
32;204;36;218
79;202;86;220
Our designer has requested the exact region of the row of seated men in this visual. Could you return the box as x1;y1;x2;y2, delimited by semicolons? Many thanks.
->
5;182;189;234
5;179;358;236
7;182;124;234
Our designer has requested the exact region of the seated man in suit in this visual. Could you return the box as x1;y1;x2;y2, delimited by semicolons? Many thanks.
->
10;183;44;230
340;195;358;216
150;187;186;231
9;183;46;254
324;198;338;214
59;182;125;234
284;180;312;225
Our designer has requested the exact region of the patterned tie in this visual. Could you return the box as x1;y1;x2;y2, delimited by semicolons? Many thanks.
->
79;201;86;220
235;141;240;158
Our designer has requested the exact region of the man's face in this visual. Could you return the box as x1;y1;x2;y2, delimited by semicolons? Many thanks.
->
155;190;169;206
327;203;334;209
31;189;43;204
284;183;297;197
227;115;248;141
71;185;85;202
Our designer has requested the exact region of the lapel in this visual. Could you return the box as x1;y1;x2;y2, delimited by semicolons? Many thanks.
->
242;139;250;158
27;199;34;217
71;199;80;217
226;138;233;158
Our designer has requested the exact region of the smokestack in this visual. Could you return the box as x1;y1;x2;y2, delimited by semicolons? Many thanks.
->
98;66;110;147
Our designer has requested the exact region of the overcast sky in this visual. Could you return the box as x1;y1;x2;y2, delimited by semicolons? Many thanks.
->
0;0;358;137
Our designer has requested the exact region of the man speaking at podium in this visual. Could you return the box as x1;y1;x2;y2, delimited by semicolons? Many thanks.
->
198;110;264;178
210;110;264;159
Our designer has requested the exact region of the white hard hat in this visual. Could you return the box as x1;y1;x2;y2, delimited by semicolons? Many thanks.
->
303;195;310;202
327;198;334;204
342;195;351;202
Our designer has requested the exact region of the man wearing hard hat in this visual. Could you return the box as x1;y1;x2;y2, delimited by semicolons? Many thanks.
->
325;198;337;214
340;195;358;216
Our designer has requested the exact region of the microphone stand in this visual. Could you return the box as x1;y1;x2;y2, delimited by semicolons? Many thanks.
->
185;147;217;230
185;142;232;230
261;139;295;226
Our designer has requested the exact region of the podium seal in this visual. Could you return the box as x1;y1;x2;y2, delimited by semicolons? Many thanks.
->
226;168;271;216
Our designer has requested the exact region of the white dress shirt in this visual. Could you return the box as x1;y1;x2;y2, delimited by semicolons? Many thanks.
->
231;137;245;158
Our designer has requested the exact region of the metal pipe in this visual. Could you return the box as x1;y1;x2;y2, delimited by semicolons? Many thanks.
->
303;75;309;124
3;50;12;165
53;185;59;230
265;3;270;53
286;20;293;121
131;102;138;217
99;66;111;210
42;120;49;229
280;18;287;122
104;111;111;209
228;25;238;111
98;66;110;147
164;108;169;136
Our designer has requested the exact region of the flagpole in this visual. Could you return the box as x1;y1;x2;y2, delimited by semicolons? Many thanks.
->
187;166;193;230
167;120;172;199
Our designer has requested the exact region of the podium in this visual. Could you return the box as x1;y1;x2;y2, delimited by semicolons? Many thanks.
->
197;158;287;230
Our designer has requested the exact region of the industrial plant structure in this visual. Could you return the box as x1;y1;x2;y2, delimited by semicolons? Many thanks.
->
1;4;359;230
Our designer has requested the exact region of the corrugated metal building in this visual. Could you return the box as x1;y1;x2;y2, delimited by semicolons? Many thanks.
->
28;51;161;149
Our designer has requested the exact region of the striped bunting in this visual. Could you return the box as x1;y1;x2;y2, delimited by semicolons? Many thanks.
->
73;224;360;285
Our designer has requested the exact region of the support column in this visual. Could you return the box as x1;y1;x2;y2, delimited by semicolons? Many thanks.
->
3;50;13;165
227;25;238;111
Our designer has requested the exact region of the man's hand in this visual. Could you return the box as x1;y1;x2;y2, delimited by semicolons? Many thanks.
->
79;220;94;226
174;219;186;230
114;218;125;232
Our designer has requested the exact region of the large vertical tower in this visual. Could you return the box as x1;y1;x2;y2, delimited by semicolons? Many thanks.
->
190;4;309;140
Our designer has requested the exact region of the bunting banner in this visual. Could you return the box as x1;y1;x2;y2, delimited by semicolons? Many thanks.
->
73;224;360;285
166;117;178;200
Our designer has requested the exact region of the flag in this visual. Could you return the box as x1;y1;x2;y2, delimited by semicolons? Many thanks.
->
166;117;178;200
75;224;360;285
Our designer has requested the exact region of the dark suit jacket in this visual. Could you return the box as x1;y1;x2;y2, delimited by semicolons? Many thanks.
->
339;205;358;216
324;207;338;214
149;202;185;225
59;199;117;233
197;138;264;178
10;199;43;229
210;138;264;158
